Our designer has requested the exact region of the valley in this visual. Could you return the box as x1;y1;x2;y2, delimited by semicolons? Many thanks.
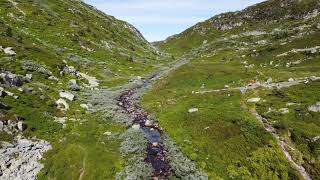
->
0;0;320;179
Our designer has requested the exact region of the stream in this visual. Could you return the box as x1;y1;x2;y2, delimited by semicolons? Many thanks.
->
118;89;172;179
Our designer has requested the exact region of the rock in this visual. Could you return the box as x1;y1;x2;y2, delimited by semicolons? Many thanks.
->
279;108;289;114
0;137;51;180
59;91;75;101
188;108;199;113
23;87;33;93
68;79;80;91
103;131;112;136
0;71;24;87
132;124;140;130
145;120;152;126
54;117;67;125
25;74;32;80
0;102;11;110
48;76;58;81
22;60;52;77
80;104;89;110
247;98;261;103
0;121;3;130
308;102;320;112
266;77;273;84
17;121;26;131
288;78;294;82
56;99;69;111
152;142;158;147
2;47;16;56
224;85;230;88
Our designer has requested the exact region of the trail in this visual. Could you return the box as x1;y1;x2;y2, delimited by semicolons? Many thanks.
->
194;76;320;95
247;106;312;180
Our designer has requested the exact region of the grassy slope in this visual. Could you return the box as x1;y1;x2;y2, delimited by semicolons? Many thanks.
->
143;0;320;179
0;0;167;179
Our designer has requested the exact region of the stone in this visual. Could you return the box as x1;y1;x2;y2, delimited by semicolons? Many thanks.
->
132;124;140;130
279;108;289;114
68;79;80;91
3;47;16;56
0;121;3;130
188;108;199;113
152;142;158;147
25;74;32;80
247;98;261;103
59;91;75;101
17;121;26;131
0;102;11;110
54;117;67;124
266;77;273;84
56;99;69;111
48;76;58;81
104;131;112;136
80;104;89;110
145;120;152;126
308;102;320;112
0;71;24;87
288;78;294;82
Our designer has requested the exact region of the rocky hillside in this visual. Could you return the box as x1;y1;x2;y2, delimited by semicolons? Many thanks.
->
143;0;320;179
158;0;320;56
0;0;168;179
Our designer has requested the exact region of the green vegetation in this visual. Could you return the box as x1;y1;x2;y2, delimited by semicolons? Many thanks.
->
256;81;320;178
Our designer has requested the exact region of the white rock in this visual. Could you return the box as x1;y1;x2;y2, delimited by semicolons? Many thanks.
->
48;76;58;81
56;99;69;111
288;78;294;82
188;108;199;113
3;47;16;55
247;98;261;103
25;74;32;80
80;104;89;110
17;121;25;131
152;142;158;147
145;120;152;126
59;91;74;101
103;131;112;136
132;124;140;130
308;102;320;112
279;108;290;114
54;117;67;124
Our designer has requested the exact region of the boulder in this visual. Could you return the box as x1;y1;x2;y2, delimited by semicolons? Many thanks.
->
68;79;80;91
247;98;261;103
3;47;16;56
132;124;140;130
59;91;75;101
103;131;112;136
308;102;320;112
17;121;27;132
188;108;199;113
25;74;32;80
56;99;69;111
145;120;152;127
0;121;3;130
0;71;24;87
80;104;89;110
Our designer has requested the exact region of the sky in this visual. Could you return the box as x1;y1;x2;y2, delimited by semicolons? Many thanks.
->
83;0;266;42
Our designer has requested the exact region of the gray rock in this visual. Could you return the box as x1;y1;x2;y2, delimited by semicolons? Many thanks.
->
68;79;80;91
0;71;24;87
22;60;52;77
308;102;320;112
17;122;26;132
59;91;75;101
0;121;3;130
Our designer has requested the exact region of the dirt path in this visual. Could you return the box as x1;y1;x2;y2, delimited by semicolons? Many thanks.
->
247;106;312;180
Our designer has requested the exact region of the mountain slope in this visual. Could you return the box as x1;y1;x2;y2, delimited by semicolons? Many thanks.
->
158;0;320;56
143;0;320;179
0;0;168;179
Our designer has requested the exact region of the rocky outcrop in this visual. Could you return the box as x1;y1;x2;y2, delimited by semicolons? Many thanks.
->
0;71;24;87
22;60;53;78
0;137;51;180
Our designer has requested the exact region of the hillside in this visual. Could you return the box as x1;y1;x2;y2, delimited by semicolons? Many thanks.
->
1;0;320;179
0;0;168;179
143;0;320;179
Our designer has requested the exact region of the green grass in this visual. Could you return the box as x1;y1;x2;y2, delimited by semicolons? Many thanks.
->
255;81;320;179
142;56;301;179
